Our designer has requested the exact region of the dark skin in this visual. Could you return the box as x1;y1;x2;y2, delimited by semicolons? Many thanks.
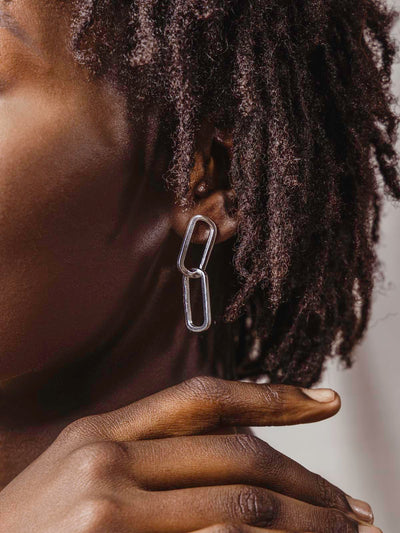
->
0;1;381;531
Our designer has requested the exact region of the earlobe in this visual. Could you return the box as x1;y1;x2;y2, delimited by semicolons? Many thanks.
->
171;190;237;244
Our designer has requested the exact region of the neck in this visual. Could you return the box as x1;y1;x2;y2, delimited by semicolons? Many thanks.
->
0;233;219;487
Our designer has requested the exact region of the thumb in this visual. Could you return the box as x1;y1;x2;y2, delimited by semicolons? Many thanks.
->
64;377;341;445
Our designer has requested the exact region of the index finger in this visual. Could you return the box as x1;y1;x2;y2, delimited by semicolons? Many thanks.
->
63;377;340;444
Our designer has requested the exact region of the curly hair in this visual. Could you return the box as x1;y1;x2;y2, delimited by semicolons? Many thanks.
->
69;0;400;386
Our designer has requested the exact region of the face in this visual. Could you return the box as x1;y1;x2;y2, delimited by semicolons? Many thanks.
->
0;0;177;380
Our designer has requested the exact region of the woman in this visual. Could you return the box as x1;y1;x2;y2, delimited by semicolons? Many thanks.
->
0;0;397;531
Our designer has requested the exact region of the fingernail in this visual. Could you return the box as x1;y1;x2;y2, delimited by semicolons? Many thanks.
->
359;526;382;533
347;496;374;523
302;388;336;403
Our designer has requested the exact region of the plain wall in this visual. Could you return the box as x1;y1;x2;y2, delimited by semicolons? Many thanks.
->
253;4;400;531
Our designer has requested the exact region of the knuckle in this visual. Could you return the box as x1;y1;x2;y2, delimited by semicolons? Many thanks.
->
58;419;88;445
232;434;268;456
228;486;276;527
75;498;121;533
230;434;275;472
58;416;101;446
259;385;285;409
176;377;234;428
180;376;226;402
67;442;125;481
315;474;348;510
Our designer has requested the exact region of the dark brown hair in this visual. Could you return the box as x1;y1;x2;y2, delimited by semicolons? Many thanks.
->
70;0;400;386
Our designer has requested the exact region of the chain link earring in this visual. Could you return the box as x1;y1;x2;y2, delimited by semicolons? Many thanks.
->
177;215;217;333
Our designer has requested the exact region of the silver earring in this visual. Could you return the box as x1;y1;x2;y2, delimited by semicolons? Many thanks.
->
177;215;217;333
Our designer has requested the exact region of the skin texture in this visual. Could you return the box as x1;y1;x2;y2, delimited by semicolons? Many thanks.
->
0;1;381;531
0;0;169;378
0;377;378;532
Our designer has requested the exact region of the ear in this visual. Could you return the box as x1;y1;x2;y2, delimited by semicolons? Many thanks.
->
171;121;237;244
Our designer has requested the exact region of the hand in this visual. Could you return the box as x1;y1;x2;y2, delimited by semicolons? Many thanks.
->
0;377;379;532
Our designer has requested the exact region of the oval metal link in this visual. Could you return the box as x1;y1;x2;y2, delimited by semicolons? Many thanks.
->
182;268;212;332
177;215;217;278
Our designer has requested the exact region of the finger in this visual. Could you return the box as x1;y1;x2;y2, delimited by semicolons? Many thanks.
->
121;484;366;533
190;525;313;533
124;434;372;523
65;377;340;443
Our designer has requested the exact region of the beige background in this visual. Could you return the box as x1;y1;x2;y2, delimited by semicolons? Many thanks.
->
253;5;400;531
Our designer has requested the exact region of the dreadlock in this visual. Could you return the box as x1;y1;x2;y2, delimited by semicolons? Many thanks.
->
69;0;400;386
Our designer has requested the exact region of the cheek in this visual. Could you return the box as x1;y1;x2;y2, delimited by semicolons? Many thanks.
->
0;87;136;378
